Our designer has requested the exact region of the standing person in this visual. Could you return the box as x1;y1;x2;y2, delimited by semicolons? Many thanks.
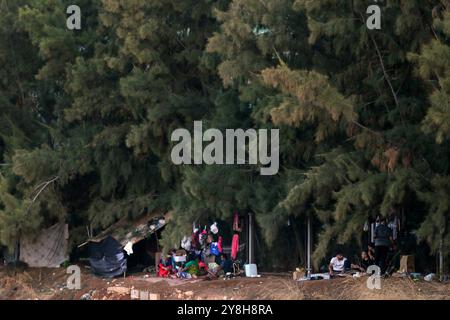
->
374;217;393;275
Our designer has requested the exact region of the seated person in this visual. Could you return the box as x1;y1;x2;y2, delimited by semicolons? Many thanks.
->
351;251;375;272
172;252;190;279
207;253;233;278
329;252;349;276
182;259;199;278
174;263;191;279
197;260;209;276
219;253;233;274
367;242;376;261
158;249;175;278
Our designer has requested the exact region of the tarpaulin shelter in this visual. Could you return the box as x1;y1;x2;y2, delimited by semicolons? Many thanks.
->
79;211;171;276
88;235;127;277
85;211;170;247
19;222;69;268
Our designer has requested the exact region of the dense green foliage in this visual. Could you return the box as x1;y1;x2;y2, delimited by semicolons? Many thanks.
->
0;0;449;268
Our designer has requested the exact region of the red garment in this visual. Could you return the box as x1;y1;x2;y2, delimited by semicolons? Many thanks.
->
198;261;208;271
158;263;172;278
231;234;239;260
218;236;223;253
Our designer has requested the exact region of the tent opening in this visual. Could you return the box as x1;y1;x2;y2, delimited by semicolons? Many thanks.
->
126;227;164;273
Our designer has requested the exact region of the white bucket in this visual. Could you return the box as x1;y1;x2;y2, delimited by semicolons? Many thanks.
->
244;264;258;277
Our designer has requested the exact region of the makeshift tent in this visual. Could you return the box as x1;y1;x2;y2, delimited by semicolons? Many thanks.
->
80;211;170;276
19;222;69;268
83;211;170;247
88;235;127;277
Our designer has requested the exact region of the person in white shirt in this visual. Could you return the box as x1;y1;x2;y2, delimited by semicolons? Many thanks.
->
329;253;348;275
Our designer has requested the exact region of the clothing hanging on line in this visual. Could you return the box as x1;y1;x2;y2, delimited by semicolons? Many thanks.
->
231;234;239;260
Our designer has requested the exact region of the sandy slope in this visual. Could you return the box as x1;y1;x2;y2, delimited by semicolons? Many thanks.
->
1;266;449;300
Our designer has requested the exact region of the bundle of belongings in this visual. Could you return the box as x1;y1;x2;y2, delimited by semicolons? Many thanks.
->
158;215;242;280
88;236;127;278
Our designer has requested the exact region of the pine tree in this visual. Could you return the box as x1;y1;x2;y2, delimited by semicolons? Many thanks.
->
1;0;448;270
0;0;61;246
3;0;224;249
408;2;450;256
275;0;450;266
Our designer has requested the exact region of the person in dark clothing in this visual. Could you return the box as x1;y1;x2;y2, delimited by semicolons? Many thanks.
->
351;251;375;272
207;253;233;279
219;253;233;274
374;217;393;275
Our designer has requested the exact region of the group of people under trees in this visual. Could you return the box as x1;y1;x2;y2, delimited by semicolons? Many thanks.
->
157;222;238;280
329;216;396;277
158;249;234;280
155;214;397;280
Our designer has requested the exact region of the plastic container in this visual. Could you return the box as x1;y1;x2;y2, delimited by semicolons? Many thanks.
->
424;273;435;282
244;264;258;277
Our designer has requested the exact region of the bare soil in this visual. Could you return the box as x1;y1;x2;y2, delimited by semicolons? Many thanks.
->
1;266;449;300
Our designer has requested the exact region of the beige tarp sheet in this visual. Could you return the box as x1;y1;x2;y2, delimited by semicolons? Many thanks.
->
81;211;171;247
20;222;69;268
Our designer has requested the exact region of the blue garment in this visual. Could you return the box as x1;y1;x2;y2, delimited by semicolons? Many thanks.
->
161;256;173;267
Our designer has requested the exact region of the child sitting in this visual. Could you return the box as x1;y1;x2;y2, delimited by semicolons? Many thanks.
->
158;249;175;278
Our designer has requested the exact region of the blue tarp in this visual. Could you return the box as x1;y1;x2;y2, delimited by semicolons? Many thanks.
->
88;236;127;277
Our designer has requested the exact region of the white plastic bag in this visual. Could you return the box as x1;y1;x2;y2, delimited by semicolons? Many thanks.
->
210;222;219;234
181;236;191;251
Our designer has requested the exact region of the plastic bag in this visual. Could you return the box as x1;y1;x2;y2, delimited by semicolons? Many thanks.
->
210;242;220;256
210;222;219;234
181;236;191;251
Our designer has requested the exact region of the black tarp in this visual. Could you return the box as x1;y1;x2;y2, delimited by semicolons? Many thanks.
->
88;236;127;277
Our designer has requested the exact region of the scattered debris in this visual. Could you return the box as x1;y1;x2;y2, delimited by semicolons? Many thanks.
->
184;291;194;297
139;291;149;300
130;289;140;300
149;293;160;300
107;286;130;295
424;273;436;282
80;293;92;300
2;266;450;300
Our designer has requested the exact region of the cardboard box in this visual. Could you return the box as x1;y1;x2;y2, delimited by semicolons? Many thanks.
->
293;268;305;280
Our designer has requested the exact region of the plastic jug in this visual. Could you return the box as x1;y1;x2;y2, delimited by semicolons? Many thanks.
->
244;264;258;277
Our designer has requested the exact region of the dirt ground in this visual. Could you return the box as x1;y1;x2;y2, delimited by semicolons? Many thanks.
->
1;266;449;300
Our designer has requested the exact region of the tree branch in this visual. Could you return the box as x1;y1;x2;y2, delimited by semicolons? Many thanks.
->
27;176;59;214
370;36;399;107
